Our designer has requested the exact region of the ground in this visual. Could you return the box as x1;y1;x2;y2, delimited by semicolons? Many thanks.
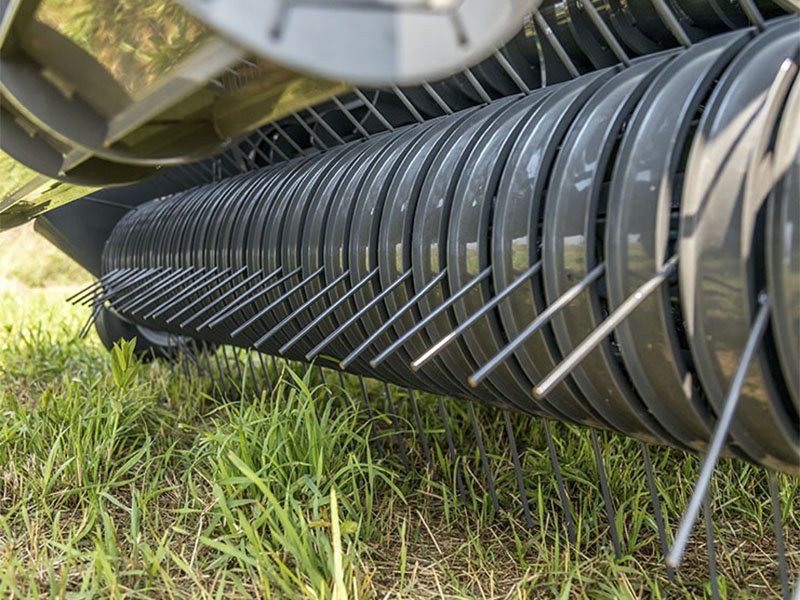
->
0;224;797;598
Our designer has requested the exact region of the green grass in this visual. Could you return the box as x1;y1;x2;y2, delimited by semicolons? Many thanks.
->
0;226;797;598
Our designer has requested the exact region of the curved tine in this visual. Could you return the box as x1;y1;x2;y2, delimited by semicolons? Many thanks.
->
390;86;425;123
292;111;328;150
254;269;351;346
166;266;248;323
421;82;454;115
383;384;410;472
533;11;580;78
130;268;211;316
462;68;493;104
89;267;163;305
408;389;433;471
359;376;384;460
738;0;765;31
257;352;275;396
533;255;678;398
198;266;294;330
117;268;194;313
503;411;534;529
304;268;413;362
281;267;381;355
469;263;605;387
332;96;371;138
769;471;791;600
233;266;325;337
76;269;136;304
579;0;630;67
438;399;466;501
467;401;500;513
102;267;170;308
149;268;230;318
590;430;622;560
703;488;720;600
247;352;262;400
306;106;347;146
412;261;542;371
650;0;692;48
667;293;770;569
494;50;531;94
366;266;491;370
185;268;277;329
544;420;577;544
353;88;395;131
641;443;675;581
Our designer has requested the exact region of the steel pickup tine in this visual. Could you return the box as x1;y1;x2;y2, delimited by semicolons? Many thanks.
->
280;267;381;355
327;268;445;366
544;420;577;544
769;471;791;600
533;255;679;398
100;267;170;308
367;266;491;369
149;268;229;318
303;268;409;361
359;376;384;460
702;487;720;600
88;267;163;306
116;268;192;313
494;50;530;94
467;402;500;513
257;352;274;396
126;267;208;315
412;261;542;371
234;266;325;338
68;269;120;304
533;11;579;78
438;399;466;501
408;389;433;471
667;293;770;569
469;263;604;387
590;430;622;560
254;269;351;346
168;266;249;323
739;0;765;30
504;411;534;529
181;268;273;328
74;268;134;305
383;383;410;472
650;0;691;47
579;0;630;67
198;267;294;330
641;442;675;581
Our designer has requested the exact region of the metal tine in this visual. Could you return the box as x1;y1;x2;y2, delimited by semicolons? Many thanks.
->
197;341;217;393
247;352;263;400
87;266;165;306
115;268;193;313
579;0;630;67
494;49;531;94
462;68;493;104
232;347;246;394
358;376;385;460
235;266;325;338
256;129;291;162
667;293;770;569
271;121;307;156
281;267;381;355
544;420;577;544
467;401;500;513
254;269;351;346
438;398;466;501
421;82;454;115
303;268;411;361
184;268;276;328
739;0;765;31
174;335;192;381
78;301;103;339
125;267;208;315
390;86;425;123
641;442;675;581
332;96;372;139
650;0;692;48
354;267;468;369
769;471;791;600
504;411;534;529
149;267;230;319
257;352;275;396
469;263;604;387
292;112;328;150
533;255;679;398
353;88;395;132
306;106;347;146
68;269;122;304
211;345;226;398
590;430;622;560
532;11;580;78
317;366;335;403
368;266;492;369
383;383;411;472
408;389;434;472
412;261;542;371
702;489;720;600
169;266;250;324
96;267;171;309
197;266;292;330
